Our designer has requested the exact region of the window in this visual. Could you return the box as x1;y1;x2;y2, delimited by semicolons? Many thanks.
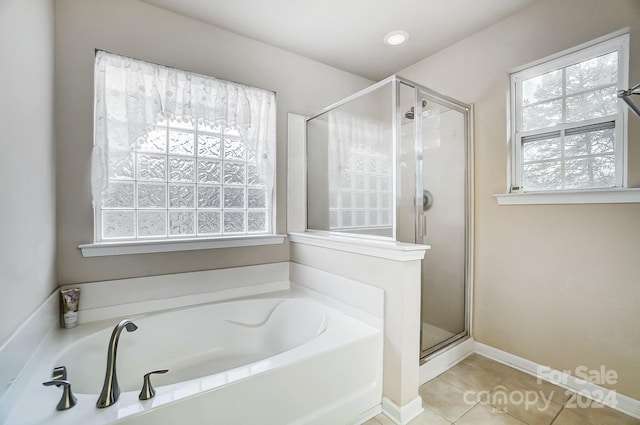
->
510;32;629;192
329;144;393;230
92;51;276;243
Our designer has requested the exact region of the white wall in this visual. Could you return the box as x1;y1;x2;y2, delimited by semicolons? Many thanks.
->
55;0;372;284
400;0;640;400
0;0;57;345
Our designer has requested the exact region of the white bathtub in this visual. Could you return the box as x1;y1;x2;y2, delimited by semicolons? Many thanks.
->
6;293;382;425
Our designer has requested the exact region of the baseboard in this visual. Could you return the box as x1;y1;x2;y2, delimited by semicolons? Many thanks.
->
381;396;424;425
419;337;475;385
475;342;640;419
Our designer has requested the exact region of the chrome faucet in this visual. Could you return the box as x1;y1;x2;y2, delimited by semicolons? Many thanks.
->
97;319;138;408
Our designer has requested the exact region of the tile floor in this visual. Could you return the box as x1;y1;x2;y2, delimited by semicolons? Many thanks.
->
363;354;640;425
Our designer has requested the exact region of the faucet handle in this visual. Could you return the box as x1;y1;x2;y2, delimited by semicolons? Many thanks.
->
43;379;77;411
52;366;67;381
139;369;169;400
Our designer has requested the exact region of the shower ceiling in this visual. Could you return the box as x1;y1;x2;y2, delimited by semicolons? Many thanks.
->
139;0;541;81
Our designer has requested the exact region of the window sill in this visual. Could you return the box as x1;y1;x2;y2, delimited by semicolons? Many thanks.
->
79;234;287;257
494;188;640;205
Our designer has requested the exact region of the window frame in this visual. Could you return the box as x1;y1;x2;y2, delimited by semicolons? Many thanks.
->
508;31;630;194
80;52;284;257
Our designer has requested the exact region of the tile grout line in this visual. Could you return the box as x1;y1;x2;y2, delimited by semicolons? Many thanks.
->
494;369;567;425
423;405;455;425
423;354;640;425
453;399;480;423
445;357;563;425
430;357;514;423
549;405;566;425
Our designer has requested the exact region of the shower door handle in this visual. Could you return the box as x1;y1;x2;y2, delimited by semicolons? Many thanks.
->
420;190;432;238
421;214;428;237
423;190;433;210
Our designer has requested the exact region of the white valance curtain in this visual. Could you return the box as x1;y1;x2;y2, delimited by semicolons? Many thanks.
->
92;50;276;206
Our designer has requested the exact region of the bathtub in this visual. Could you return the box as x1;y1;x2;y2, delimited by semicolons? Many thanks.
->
5;293;382;425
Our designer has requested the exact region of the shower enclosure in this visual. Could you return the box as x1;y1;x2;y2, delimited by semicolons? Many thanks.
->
306;75;473;359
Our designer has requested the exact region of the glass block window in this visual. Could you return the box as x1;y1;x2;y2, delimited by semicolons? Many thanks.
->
329;145;393;230
510;33;629;192
99;115;271;240
94;52;275;242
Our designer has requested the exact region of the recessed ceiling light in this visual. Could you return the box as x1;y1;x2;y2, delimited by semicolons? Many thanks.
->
383;30;409;46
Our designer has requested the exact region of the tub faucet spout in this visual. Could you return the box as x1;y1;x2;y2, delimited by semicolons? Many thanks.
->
97;319;138;408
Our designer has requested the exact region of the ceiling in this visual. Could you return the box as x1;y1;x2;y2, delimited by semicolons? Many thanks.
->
140;0;541;81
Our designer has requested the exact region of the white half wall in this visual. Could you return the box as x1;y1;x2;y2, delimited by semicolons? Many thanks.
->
289;237;425;405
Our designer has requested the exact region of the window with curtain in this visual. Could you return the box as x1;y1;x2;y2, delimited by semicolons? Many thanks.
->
510;32;629;192
92;51;276;242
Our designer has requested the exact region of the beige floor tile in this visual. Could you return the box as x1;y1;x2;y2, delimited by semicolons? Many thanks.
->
419;377;476;422
563;396;640;425
461;354;517;379
438;361;506;393
505;370;572;405
374;414;395;425
551;408;598;425
374;409;453;425
409;407;452;425
485;380;563;425
455;402;528;425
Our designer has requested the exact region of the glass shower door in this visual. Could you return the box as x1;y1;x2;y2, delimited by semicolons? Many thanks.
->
418;91;469;357
304;75;471;360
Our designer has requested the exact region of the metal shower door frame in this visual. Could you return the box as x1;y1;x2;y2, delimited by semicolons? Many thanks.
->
304;75;474;359
393;76;474;360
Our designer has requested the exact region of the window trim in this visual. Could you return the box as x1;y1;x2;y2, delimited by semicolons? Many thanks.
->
495;188;640;205
86;51;278;251
506;29;631;198
79;234;287;257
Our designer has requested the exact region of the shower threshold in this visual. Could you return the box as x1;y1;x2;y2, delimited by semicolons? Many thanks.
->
420;323;469;362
